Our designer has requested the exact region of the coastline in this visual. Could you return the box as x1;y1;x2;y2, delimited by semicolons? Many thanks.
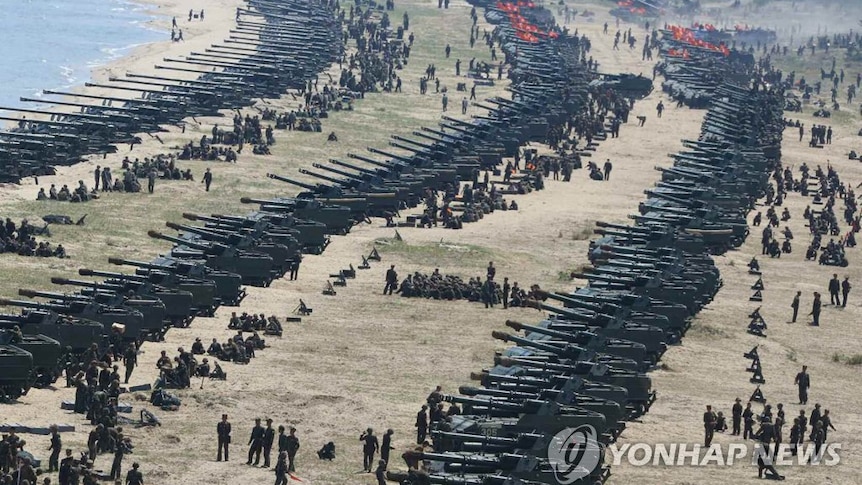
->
0;0;247;197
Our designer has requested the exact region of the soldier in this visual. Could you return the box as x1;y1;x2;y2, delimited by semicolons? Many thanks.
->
441;93;448;112
791;291;801;322
841;276;851;307
461;97;468;115
502;277;510;309
202;168;213;192
360;428;379;472
828;274;840;305
59;449;74;485
217;414;231;461
384;265;398;295
820;409;836;441
731;398;743;435
703;405;716;446
375;459;387;485
286;427;299;472
94;165;102;191
656;100;664;118
147;169;156;194
247;418;264;465
274;451;288;485
809;292;821;326
47;425;61;472
377;428;395;467
743;402;755;439
125;462;143;485
603;159;613;180
795;366;810;404
415;405;428;443
262;418;275;467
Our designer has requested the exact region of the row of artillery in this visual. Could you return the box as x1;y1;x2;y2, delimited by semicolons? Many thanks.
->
0;0;632;397
385;9;786;485
657;27;762;109
0;0;342;183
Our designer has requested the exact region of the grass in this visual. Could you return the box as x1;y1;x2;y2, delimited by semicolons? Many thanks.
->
371;237;495;268
832;353;862;365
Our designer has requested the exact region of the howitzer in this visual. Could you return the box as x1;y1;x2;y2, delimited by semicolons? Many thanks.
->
0;310;106;353
165;221;294;272
0;331;61;388
51;276;194;329
491;330;640;372
0;296;146;345
18;288;165;339
107;257;244;306
78;267;216;317
147;230;275;286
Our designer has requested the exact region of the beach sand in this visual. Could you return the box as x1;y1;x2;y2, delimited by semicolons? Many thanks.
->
1;0;862;484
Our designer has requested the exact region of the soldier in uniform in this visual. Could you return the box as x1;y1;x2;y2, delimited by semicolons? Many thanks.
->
828;274;841;305
416;405;428;443
731;398;743;435
202;168;213;192
274;451;288;485
791;291;801;322
286;427;299;472
48;425;62;472
123;344;137;384
262;418;275;467
809;292;821;326
743;402;755;439
360;428;379;472
375;459;387;485
247;418;264;465
384;265;398;295
841;277;851;307
125;462;143;485
703;405;716;446
381;429;395;465
795;365;810;404
217;414;231;461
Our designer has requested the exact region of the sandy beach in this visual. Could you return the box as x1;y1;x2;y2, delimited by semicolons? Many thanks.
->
1;0;862;484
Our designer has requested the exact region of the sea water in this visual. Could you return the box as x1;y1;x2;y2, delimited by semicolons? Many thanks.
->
0;0;165;109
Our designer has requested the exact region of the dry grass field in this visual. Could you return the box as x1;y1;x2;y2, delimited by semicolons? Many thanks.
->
2;0;862;484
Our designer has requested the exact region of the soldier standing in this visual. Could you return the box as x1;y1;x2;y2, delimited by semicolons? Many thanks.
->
384;265;398;295
94;166;102;191
603;159;613;180
381;429;395;465
791;291;801;322
125;463;143;485
286;427;300;472
274;451;288;485
147;168;156;194
375;459;387;485
809;292;821;326
360;428;379;472
217;414;231;461
461;97;468;114
441;93;448;112
47;425;61;472
828;274;841;305
703;405;716;446
416;405;428;443
202;168;213;192
795;366;810;404
247;418;264;465
502;277;510;309
262;418;275;467
123;343;137;384
841;277;851;307
743;402;755;439
731;398;743;435
656;101;664;118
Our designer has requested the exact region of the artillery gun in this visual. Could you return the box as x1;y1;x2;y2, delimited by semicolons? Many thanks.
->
0;331;61;388
107;257;244;306
0;346;34;399
0;310;107;354
147;230;276;287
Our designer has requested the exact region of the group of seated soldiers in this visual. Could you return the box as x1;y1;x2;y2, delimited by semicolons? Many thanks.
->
121;155;194;182
38;180;94;202
0;218;65;258
394;268;536;308
157;345;227;390
203;330;266;365
227;311;284;336
179;139;239;162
